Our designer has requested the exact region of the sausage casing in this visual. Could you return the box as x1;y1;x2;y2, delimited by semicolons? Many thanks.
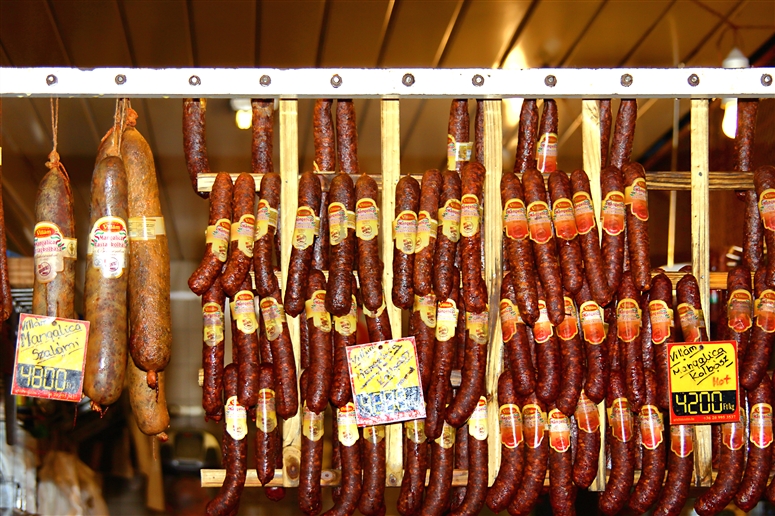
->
182;98;210;199
284;171;322;316
188;172;232;295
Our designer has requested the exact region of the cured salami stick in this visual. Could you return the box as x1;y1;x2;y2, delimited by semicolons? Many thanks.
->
743;190;764;272
501;272;536;396
548;170;583;295
675;268;708;339
609;99;637;170
534;283;561;405
725;264;754;365
393;175;421;308
536;99;558;173
617;271;646;411
649;272;675;409
459;162;487;313
253;172;281;299
628;369;666;513
265;446;286;502
523;167;565;325
259;285;298;419
183;98;210;199
299;371;325;515
547;406;575;516
570;169;613;306
358;426;386;516
414;169;442;296
306;270;333;413
327;171;356;316
201;278;226;421
300;299;310;369
623;162;651;290
640;289;654;370
693;419;746;514
312;175;330;271
206;364;245;515
314;99;336;172
255;363;278;486
397;419;427;515
451;396;488;515
251;99;274;172
501;171;540;324
411;294;436;395
189;172;232;295
337;99;359;174
365;306;392;343
421;390;456;516
323;402;362;516
754;164;775;286
574;278;608;404
555;292;583;416
233;275;260;409
127;349;169;440
599;99;613;168
486;373;525;512
331;411;342;503
285;171;322;316
738;99;762;270
514;99;539;173
450;425;468;511
735;374;773;511
221;173;256;297
329;275;358;408
741;268;775;390
447;99;471;174
652;425;694;516
433;171;462;300
506;394;548;516
355;173;384;312
426;267;461;439
572;390;602;489
600;165;626;295
475;99;484;165
446;309;488;427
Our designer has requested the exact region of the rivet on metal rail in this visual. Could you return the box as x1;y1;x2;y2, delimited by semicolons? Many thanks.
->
545;75;557;88
762;74;773;87
402;73;415;87
331;74;343;88
620;74;633;87
189;75;201;86
115;74;127;85
687;74;700;87
46;74;57;86
260;75;272;87
472;74;484;87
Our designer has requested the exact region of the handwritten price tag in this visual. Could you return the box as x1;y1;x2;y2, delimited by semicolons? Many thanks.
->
346;336;425;426
12;313;90;402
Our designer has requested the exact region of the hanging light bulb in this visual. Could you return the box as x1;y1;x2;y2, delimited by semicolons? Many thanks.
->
230;98;252;130
720;47;748;139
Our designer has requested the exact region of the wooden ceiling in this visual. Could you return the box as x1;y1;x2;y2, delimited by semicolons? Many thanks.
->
1;0;774;263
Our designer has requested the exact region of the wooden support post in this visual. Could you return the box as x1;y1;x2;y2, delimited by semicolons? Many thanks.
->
279;99;302;487
691;98;713;486
381;98;404;487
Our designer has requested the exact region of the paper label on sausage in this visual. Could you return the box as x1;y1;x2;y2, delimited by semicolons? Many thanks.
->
758;188;775;231
522;404;547;448
466;310;489;345
572;192;597;235
616;298;641;342
205;218;230;262
128;216;166;241
438;199;461;243
405;419;425;444
34;222;77;283
415;210;438;253
607;397;634;442
649;299;674;344
337;403;359;447
334;296;358;336
414;294;437;328
460;194;481;238
356;198;379;241
468;396;488;440
254;200;278;242
677;303;702;342
722;419;746;450
533;300;554;343
256;388;277;433
305;290;332;332
435;299;458;342
447;135;472;170
625;177;649;221
346;210;356;231
579;301;606;345
499;298;521;342
231;290;258;334
88;216;129;279
500;403;524;448
575;391;600;433
302;403;325;442
364;424;385;443
225;396;248;441
601;191;625;236
292;206;318;250
756;290;775;333
202;302;225;346
548;409;571;452
552;198;578;240
639;405;664;450
329;202;349;246
259;297;285;341
436;419;456;449
749;403;773;449
393;210;418;254
503;198;529;241
362;299;386;319
231;213;256;257
536;132;558;173
527;201;553;244
727;289;753;333
557;296;579;340
670;425;694;457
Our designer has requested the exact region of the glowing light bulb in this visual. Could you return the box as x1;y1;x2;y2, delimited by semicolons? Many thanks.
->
721;98;737;139
235;109;252;130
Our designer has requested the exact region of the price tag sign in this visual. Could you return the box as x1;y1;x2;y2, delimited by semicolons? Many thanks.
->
346;336;425;426
667;340;739;425
11;314;89;402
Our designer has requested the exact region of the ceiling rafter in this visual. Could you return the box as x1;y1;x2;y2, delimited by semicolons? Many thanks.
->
495;0;541;69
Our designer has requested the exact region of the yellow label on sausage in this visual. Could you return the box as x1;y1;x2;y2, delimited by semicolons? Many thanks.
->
128;216;166;241
225;395;248;441
302;403;325;442
334;296;358;336
230;290;258;334
393;210;418;254
438;199;461;242
305;290;331;332
254;200;278;242
415;210;438;253
460;194;481;238
292;207;318;251
414;293;437;328
466;310;489;345
205;218;230;262
356;198;379;241
259;297;285;341
88;216;129;279
231;213;256;256
34;222;77;284
405;419;426;444
435;299;458;342
202;302;224;346
338;403;359;447
468;396;488;440
256;388;277;433
329;202;349;246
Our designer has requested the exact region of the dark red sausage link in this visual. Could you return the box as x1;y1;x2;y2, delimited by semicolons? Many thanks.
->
514;99;539;173
599;99;613;169
735;98;759;173
555;292;584;416
331;410;342;503
234;275;260;409
501;272;536;396
420;392;456;516
355;173;384;312
337;100;360;175
255;363;277;486
300;298;310;369
393;175;421;309
572;390;602;489
414;169;443;296
617;271;646;411
475;99;484;165
743;190;764;273
285;171;322;317
183;98;210;199
459;162;488;314
609;99;637;170
448;99;470;173
623;162;651;290
314;99;336;173
262;285;299;419
251;100;273;174
535;283;561;406
221;173;255;297
326;172;356;317
189;172;232;295
574;278;609;404
306;270;333;413
329;276;359;408
454;280;468;370
253;172;281;299
506;394;548;516
202;277;226;421
450;425;468;512
411;296;435;395
312;175;330;272
446;309;488;427
693;420;746;514
652;425;694;516
365;309;393;344
206;364;246;516
397;419;428;515
547;406;576;516
600;165;626;295
358;425;386;516
735;374;773;512
523;167;565;325
548;170;584;295
570;169;613;306
628;369;666;514
725;264;753;365
264;435;285;501
650;273;675;409
323;403;362;516
299;370;325;515
450;398;488;515
536;99;558;174
258;301;273;364
754;164;775;286
640;289;654;371
739;100;763;268
486;373;525;512
598;370;635;516
674;268;707;344
741;268;775;390
433;170;463;301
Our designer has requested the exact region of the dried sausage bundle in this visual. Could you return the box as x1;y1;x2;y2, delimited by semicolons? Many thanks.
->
725;264;753;365
182;98;210;199
189;172;233;295
221;172;256;297
284;171;322;316
623;162;651;290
